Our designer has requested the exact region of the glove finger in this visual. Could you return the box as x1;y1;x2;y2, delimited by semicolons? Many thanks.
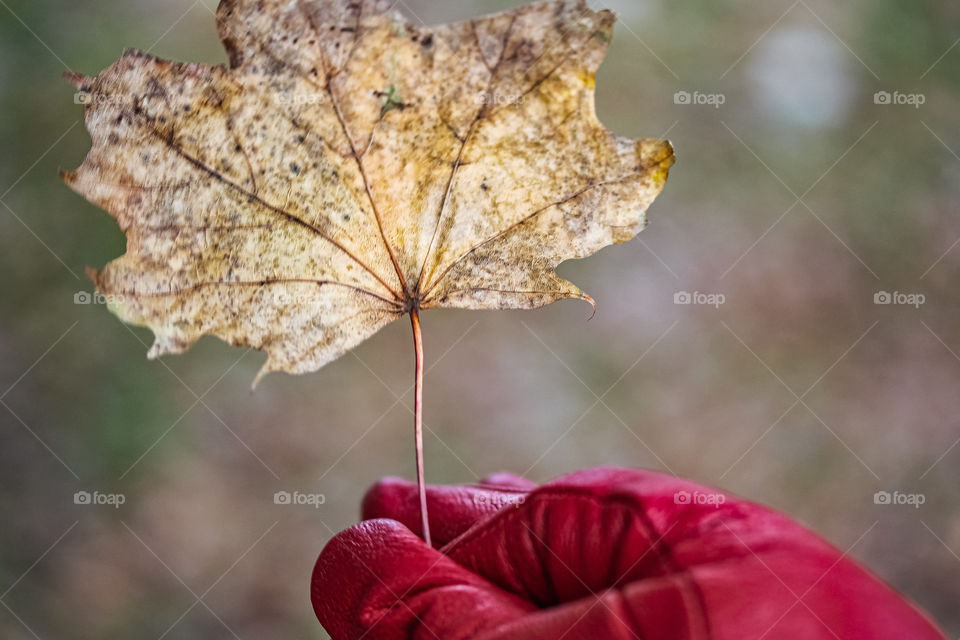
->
312;518;535;640
361;477;531;547
444;467;705;605
443;467;947;640
475;586;692;640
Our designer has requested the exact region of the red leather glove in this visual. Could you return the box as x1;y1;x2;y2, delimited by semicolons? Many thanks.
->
311;468;946;639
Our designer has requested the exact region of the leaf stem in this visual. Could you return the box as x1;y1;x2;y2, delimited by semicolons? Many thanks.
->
410;307;431;547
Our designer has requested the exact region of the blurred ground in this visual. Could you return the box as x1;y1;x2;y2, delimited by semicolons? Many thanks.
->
1;0;959;638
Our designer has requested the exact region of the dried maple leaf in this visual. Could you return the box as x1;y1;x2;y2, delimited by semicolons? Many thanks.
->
65;0;674;544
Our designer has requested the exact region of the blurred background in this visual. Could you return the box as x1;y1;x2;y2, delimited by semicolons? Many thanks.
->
2;0;959;637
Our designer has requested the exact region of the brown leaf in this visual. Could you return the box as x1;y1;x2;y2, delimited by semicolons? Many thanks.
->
65;0;674;380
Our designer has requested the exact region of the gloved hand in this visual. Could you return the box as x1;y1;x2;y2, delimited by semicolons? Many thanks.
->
311;468;946;639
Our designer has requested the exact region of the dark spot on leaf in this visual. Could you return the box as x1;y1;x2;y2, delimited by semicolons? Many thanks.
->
592;29;611;43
